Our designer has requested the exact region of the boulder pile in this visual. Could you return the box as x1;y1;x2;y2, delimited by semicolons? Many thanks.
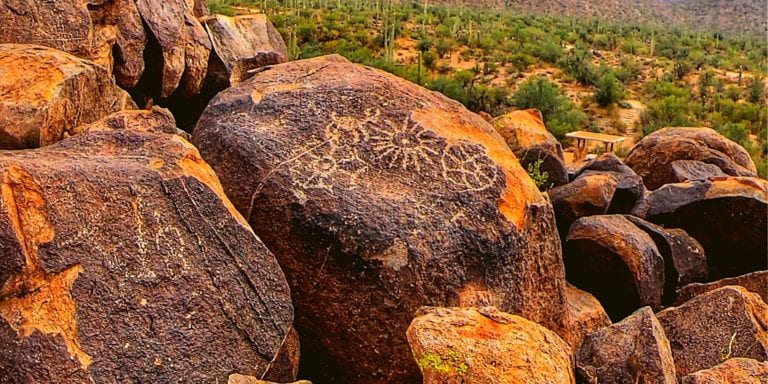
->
0;3;766;383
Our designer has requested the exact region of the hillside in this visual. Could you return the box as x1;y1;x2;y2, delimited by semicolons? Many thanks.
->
428;0;767;35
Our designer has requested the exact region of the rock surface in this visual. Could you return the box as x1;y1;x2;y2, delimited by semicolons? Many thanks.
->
625;127;757;190
492;109;568;189
634;177;768;280
0;44;135;149
572;153;646;214
192;55;568;383
681;358;768;384
669;160;729;183
564;215;665;320
576;307;677;384
549;173;618;239
656;286;768;378
675;271;768;305
559;284;612;353
0;125;294;382
407;307;575;384
228;374;311;384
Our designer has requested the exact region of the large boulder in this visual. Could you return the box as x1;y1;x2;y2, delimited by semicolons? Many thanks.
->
492;109;568;189
0;44;135;149
559;284;612;353
0;119;294;382
681;358;768;384
576;307;677;384
633;177;768;280
625;127;757;190
656;286;768;378
192;55;568;383
564;215;665;320
407;307;575;384
675;271;768;305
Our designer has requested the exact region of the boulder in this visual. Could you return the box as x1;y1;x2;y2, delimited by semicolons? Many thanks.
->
91;0;148;88
407;307;575;384
204;14;288;88
564;215;665;320
0;125;294;381
192;55;568;383
681;358;768;384
576;307;677;384
633;177;768;280
558;284;612;353
229;375;312;384
625;216;708;303
656;286;768;378
549;173;618;240
669;160;729;183
263;327;302;383
0;44;135;149
625;127;757;190
492;109;568;189
675;271;768;305
79;107;178;135
572;153;646;214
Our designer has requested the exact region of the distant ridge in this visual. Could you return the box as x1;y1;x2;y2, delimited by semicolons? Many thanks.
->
426;0;767;36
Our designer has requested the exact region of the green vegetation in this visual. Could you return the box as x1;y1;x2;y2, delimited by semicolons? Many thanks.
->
526;158;550;189
211;0;767;177
416;351;469;376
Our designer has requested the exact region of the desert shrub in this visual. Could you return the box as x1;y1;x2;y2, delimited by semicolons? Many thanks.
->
512;76;586;138
595;72;625;106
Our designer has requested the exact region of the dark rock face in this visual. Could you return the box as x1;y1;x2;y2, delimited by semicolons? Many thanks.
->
492;109;568;189
675;271;768;305
681;358;768;384
192;55;567;383
559;284;612;353
0;124;294;382
633;177;768;280
564;215;665;320
624;127;757;190
549;173;618;240
625;216;708;304
0;44;136;149
576;307;677;384
656;286;768;378
669;160;729;183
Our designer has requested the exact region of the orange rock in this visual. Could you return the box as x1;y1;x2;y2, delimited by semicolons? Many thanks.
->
0;44;135;149
407;307;575;384
558;284;612;353
681;358;768;384
675;271;768;305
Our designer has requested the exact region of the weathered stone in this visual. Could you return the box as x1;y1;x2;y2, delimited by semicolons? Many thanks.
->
558;284;612;353
228;375;311;384
0;128;294;382
407;307;575;384
626;216;708;303
204;14;288;88
669;160;729;183
79;107;178;135
263;327;301;383
681;358;768;384
675;271;768;305
633;177;768;280
576;307;677;384
625;127;757;190
0;44;135;149
192;55;567;383
549;173;618;240
564;215;665;320
572;153;646;214
493;109;568;189
656;286;768;378
179;12;212;97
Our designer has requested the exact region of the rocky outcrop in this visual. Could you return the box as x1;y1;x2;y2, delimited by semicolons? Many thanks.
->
625;127;757;190
204;14;288;88
192;55;567;383
263;327;302;383
564;215;665;320
656;286;768;378
675;271;768;305
576;307;677;384
669;160;729;183
681;358;768;384
0;123;294;382
549;173;618;239
633;177;768;280
493;109;568;189
559;284;612;353
625;216;708;303
407;307;575;384
0;44;135;149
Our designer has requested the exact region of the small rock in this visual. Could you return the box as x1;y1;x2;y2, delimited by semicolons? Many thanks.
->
669;160;729;183
228;374;311;384
681;358;768;384
557;284;612;353
549;173;618;239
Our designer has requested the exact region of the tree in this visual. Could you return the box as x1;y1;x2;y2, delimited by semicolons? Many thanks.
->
595;72;624;106
512;76;585;138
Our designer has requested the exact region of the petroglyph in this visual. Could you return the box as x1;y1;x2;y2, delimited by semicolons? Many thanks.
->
286;109;501;193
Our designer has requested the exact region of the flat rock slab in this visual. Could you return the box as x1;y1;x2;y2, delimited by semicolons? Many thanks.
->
407;307;575;384
656;286;768;378
0;44;135;149
192;55;567;383
0;126;293;382
576;307;677;384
